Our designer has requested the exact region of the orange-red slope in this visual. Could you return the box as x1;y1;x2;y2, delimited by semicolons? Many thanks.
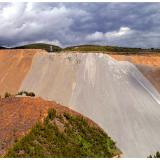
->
0;50;36;96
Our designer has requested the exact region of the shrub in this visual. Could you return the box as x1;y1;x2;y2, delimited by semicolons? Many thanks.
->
48;108;56;120
17;91;25;96
63;112;71;120
5;109;120;158
148;151;160;158
17;91;35;97
5;92;11;98
27;92;35;97
17;91;22;95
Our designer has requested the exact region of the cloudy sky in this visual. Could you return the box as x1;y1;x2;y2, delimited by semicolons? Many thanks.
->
0;2;160;48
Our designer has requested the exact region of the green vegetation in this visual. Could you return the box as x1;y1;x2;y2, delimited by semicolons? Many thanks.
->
17;91;35;97
1;43;160;54
5;109;120;158
13;43;62;52
148;151;160;158
65;44;141;52
64;44;160;54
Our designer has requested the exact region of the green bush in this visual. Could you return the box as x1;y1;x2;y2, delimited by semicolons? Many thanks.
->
63;112;71;120
48;108;56;120
5;110;121;158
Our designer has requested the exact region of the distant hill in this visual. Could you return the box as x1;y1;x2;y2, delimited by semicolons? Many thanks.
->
1;43;160;54
0;46;7;49
12;43;62;52
64;44;160;53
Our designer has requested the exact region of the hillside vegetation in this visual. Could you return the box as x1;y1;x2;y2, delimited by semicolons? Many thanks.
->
1;43;160;54
12;43;62;52
65;44;142;52
5;108;120;158
64;45;160;54
0;43;61;52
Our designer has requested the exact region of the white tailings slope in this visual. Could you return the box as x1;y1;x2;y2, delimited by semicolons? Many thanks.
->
20;52;160;157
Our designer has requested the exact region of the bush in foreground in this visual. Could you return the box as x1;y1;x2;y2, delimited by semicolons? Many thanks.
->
5;109;121;158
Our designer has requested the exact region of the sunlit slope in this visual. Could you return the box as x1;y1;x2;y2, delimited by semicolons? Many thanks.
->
20;53;160;157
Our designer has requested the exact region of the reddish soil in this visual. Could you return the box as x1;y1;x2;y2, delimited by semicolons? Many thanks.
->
0;96;99;156
111;54;160;67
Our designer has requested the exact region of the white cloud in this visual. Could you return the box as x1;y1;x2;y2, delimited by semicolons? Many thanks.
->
0;3;160;48
86;31;103;40
1;3;26;22
86;27;133;41
0;3;89;47
105;27;132;38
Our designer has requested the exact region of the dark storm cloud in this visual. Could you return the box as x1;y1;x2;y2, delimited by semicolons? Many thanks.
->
0;2;160;48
